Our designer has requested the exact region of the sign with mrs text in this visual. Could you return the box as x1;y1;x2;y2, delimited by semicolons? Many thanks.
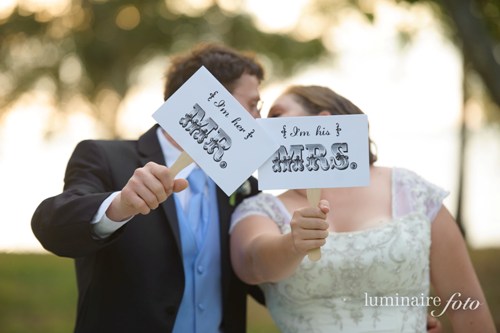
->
257;115;370;190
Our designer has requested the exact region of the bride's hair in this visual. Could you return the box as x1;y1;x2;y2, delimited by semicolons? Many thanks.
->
283;85;378;165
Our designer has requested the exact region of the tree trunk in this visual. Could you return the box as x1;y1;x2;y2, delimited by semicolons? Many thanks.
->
440;0;500;108
455;57;469;237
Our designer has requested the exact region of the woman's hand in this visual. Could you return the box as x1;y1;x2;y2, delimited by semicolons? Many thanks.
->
289;199;330;255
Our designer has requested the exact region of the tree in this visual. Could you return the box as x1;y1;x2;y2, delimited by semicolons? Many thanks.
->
439;0;500;110
0;0;327;137
290;0;500;112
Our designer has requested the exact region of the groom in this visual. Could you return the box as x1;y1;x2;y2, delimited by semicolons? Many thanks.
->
32;43;264;333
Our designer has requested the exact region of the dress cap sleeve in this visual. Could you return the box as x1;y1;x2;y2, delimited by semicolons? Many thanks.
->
393;168;449;222
230;193;289;234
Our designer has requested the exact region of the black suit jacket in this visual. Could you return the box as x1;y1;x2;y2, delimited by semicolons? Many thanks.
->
32;125;260;333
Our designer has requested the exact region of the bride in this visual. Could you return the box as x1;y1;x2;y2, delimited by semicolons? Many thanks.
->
229;85;495;333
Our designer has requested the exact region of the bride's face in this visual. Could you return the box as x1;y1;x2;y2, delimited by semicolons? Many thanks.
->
267;94;310;118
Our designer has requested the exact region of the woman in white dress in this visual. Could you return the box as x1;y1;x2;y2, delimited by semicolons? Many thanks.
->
230;85;495;333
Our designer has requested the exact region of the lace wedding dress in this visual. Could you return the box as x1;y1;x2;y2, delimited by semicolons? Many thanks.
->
231;168;448;333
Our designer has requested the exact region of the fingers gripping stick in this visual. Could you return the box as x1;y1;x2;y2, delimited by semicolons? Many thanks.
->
306;188;322;262
169;151;194;178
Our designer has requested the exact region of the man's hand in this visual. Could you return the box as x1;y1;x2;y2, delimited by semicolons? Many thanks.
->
107;162;188;221
427;314;442;333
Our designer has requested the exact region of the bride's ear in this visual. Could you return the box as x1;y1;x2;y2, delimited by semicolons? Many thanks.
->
318;110;331;116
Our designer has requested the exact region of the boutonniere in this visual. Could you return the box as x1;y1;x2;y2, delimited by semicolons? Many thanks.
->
229;180;252;206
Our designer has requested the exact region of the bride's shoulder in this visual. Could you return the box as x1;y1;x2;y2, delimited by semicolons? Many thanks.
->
371;166;392;176
371;165;419;182
369;166;394;184
245;192;278;203
232;192;289;230
237;192;281;211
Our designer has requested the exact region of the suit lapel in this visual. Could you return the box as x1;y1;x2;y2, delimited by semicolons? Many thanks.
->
137;125;182;254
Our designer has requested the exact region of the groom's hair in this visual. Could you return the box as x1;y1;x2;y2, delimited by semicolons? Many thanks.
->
163;43;265;100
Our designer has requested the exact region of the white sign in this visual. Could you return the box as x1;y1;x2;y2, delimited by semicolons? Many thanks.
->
257;115;370;190
152;66;279;196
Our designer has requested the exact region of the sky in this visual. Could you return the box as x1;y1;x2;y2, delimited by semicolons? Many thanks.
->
1;0;499;252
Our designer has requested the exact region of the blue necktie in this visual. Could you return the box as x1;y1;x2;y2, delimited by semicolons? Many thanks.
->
187;168;208;247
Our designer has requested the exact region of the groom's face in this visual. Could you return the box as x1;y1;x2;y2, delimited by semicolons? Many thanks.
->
231;73;263;119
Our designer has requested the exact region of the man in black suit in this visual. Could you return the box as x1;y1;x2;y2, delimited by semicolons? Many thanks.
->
32;43;264;333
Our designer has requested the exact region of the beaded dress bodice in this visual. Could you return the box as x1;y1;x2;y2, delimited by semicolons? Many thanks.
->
231;168;448;333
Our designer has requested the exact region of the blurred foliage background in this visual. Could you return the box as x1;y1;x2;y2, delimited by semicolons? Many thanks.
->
1;0;500;230
1;0;499;332
1;0;499;136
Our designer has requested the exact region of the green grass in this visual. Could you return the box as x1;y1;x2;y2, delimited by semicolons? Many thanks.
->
0;253;76;333
0;250;498;333
466;248;500;330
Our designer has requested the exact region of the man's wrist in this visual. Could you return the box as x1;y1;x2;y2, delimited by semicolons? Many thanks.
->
106;192;135;222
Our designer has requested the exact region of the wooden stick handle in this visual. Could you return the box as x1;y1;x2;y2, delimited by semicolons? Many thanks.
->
169;151;194;178
306;188;322;262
